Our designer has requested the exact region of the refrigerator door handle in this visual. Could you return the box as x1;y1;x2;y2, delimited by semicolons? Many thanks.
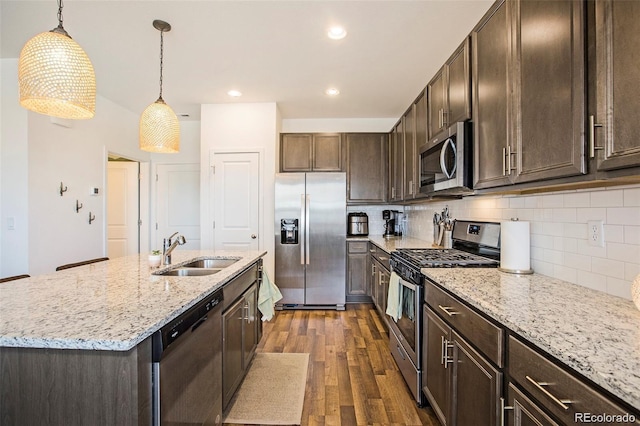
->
300;194;305;265
305;194;310;265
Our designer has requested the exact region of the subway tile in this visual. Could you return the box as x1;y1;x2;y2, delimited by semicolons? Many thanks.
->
531;234;554;249
552;208;577;223
591;189;624;207
606;277;632;300
577;243;607;259
543;249;564;265
515;209;535;221
564;192;590;208
541;193;564;208
624;226;640;245
625;262;640;282
502;209;518;220
607;207;640;226
603;224;624;243
564;252;591;271
530;221;544;235
576;207;607;223
623;187;640;207
509;197;526;209
496;197;510;209
533;209;546;221
531;246;544;261
542;209;554;221
607;242;640;264
553;236;564;250
564;223;587;239
562;237;578;253
542;222;563;236
531;259;553;276
576;270;608;293
524;195;541;209
591;257;625;279
553;264;577;284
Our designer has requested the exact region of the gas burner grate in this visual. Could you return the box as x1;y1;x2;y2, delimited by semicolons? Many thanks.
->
393;248;499;268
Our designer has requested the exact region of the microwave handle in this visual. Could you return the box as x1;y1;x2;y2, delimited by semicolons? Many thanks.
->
440;138;457;179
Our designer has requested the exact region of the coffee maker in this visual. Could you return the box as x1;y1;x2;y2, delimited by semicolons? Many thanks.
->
383;210;395;237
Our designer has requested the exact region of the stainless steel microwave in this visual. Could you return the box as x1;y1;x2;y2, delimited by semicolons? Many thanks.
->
418;121;473;196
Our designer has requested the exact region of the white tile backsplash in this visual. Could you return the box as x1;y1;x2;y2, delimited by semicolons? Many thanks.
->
404;183;640;300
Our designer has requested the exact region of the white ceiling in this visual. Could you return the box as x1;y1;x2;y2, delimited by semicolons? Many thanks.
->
1;0;494;122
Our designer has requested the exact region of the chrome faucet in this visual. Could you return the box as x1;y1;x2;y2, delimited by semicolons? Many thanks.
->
163;232;187;265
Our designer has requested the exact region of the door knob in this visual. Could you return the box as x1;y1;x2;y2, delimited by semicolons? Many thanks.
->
251;234;257;239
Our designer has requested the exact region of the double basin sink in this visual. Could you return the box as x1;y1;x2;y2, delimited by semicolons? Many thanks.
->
153;258;239;277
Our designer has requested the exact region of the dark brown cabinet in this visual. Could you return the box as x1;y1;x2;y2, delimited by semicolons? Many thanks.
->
345;133;388;204
591;0;640;172
403;106;417;200
473;0;586;190
223;281;258;408
390;121;404;202
280;133;342;172
506;383;559;426
472;0;512;190
369;243;390;327
346;241;370;303
428;39;471;144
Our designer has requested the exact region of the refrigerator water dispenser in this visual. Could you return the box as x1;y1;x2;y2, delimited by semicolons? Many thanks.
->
280;219;298;244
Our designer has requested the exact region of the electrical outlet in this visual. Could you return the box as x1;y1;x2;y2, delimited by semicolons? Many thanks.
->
587;220;604;247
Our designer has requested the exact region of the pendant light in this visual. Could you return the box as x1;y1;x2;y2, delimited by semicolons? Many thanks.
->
18;0;96;119
139;20;180;153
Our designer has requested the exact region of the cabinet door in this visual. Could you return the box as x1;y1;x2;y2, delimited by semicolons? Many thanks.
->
243;283;258;370
370;259;379;310
391;121;405;202
403;107;417;199
428;67;447;142
222;297;245;408
346;133;388;203
281;134;313;172
313;134;343;171
447;38;471;125
450;330;502;426
507;383;560;426
593;0;640;171
347;250;369;298
423;306;451;426
415;89;428;150
472;0;513;189
513;0;585;184
378;267;389;319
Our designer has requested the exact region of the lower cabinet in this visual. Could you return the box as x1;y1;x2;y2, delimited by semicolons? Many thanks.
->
222;281;258;409
506;383;559;426
346;241;371;303
369;243;390;326
423;305;501;426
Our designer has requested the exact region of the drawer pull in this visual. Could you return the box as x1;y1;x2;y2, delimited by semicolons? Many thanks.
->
525;375;573;410
500;398;514;426
438;305;460;317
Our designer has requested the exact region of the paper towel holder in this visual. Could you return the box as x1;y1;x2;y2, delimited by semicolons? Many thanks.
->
498;218;534;275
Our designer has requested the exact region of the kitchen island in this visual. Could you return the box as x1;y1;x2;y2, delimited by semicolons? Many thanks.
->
0;250;266;425
423;268;640;418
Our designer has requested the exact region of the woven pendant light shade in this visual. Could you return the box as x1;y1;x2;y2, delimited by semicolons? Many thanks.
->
18;30;96;119
139;99;180;153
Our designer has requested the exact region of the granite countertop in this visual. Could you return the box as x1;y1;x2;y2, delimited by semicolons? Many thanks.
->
367;235;433;253
422;268;640;410
0;250;266;352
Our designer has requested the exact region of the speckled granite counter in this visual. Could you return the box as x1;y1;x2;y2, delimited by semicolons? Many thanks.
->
367;235;432;253
422;268;640;410
0;250;265;351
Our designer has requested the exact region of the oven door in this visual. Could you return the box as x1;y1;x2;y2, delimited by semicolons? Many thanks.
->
388;276;422;368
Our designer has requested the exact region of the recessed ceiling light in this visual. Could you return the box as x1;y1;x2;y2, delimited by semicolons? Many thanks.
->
327;26;347;40
326;88;340;96
227;90;242;97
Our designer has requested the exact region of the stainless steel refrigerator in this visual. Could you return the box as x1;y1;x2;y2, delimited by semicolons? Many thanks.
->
275;172;346;310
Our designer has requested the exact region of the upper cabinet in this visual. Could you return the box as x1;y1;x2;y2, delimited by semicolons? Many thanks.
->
473;0;586;190
427;39;471;144
403;106;417;200
280;133;343;172
591;0;640;172
390;120;405;202
346;133;389;204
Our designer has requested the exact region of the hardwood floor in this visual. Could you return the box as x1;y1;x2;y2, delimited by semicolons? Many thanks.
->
229;303;440;426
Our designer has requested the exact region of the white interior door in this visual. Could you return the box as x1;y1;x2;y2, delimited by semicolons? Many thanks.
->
156;164;201;251
107;161;139;258
212;152;259;250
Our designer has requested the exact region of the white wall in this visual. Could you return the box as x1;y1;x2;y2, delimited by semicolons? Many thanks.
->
282;118;396;133
200;103;278;277
404;184;640;300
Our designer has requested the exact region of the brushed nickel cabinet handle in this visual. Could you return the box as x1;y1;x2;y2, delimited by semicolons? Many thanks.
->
502;147;507;176
506;145;512;176
525;375;573;410
589;115;604;158
443;338;454;369
438;305;459;317
440;335;445;365
500;397;514;426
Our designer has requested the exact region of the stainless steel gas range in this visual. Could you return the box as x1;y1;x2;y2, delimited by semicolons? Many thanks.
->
388;220;501;406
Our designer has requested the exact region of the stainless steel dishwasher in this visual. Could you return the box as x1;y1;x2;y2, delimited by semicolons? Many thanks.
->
152;289;224;426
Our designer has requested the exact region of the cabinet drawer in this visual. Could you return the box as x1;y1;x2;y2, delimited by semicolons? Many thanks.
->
425;280;503;367
508;336;638;426
222;264;258;312
348;241;369;254
373;246;390;271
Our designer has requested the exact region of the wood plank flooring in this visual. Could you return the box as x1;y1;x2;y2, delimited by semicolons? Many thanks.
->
226;303;439;426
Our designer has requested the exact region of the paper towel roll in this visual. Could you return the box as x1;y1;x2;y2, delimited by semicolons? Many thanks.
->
499;220;533;274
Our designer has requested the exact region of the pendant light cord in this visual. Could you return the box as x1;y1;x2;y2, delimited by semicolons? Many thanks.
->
158;30;164;101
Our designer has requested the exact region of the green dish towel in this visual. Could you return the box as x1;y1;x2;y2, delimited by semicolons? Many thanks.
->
258;270;283;321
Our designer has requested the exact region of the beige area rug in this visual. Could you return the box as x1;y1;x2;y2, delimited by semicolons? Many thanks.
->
223;352;309;425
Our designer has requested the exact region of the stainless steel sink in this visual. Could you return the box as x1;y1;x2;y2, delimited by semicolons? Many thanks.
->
155;268;222;277
181;258;239;269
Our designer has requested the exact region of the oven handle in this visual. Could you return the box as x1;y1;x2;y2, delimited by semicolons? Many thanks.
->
398;276;417;291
